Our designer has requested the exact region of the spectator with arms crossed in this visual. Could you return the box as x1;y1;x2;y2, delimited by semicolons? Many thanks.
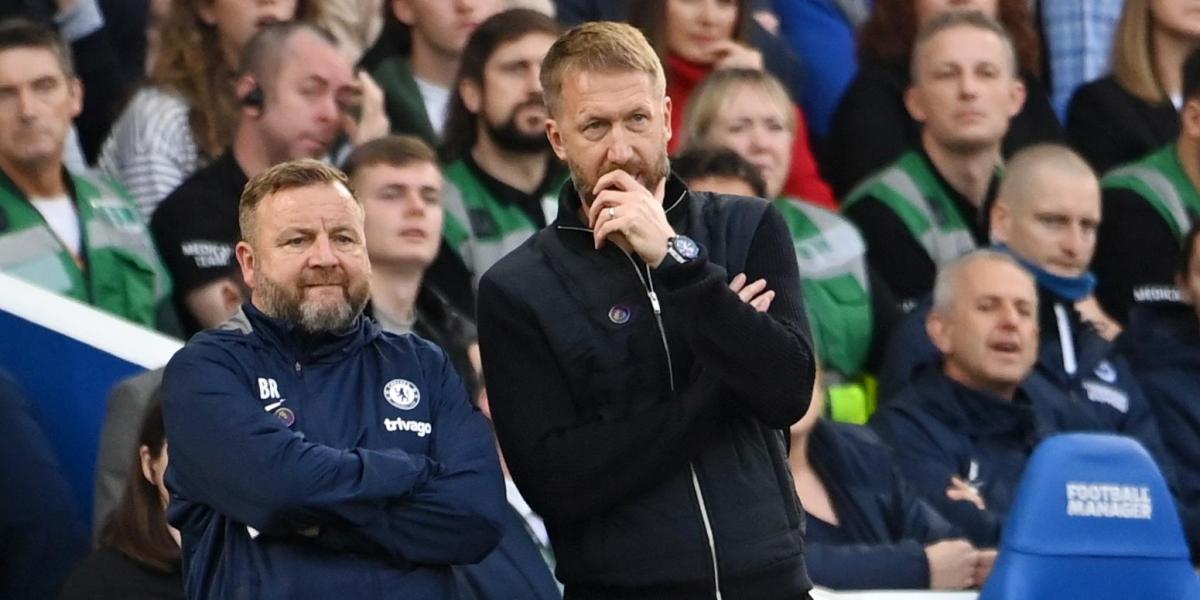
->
162;159;504;599
871;250;1091;548
790;370;987;591
478;21;817;599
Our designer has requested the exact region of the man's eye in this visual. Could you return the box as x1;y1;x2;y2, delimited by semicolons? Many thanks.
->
33;78;58;93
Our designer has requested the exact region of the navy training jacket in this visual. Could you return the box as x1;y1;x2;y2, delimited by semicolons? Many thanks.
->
163;303;504;599
876;290;1170;473
870;366;1099;547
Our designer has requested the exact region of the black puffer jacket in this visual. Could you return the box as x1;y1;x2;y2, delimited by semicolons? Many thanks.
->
478;173;817;599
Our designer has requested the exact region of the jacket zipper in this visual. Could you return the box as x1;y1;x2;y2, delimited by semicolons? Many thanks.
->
557;190;720;597
618;248;722;600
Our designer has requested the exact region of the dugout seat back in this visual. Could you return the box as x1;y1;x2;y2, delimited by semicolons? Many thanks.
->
980;433;1200;600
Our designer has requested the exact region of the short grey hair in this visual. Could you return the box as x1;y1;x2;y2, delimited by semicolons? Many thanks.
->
931;249;1034;315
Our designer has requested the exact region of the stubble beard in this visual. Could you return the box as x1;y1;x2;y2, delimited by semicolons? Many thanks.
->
569;148;671;209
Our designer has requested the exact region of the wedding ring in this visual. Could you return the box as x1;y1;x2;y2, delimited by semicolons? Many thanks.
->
608;207;616;219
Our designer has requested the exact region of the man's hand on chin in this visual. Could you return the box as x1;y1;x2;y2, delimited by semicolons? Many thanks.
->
587;171;674;267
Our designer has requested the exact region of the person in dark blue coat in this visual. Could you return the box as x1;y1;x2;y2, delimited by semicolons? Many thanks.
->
0;369;88;600
988;144;1170;469
879;144;1169;468
790;372;986;590
872;250;1099;548
1119;223;1200;559
162;160;505;599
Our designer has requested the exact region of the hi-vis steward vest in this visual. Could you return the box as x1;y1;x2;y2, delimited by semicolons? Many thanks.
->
841;150;978;269
0;169;170;327
442;160;568;283
1102;144;1200;240
776;197;872;379
776;198;879;424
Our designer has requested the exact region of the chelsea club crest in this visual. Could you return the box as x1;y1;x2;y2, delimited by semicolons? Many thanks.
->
384;378;421;410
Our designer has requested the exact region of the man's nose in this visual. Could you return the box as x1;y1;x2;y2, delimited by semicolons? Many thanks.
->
606;126;633;165
527;67;544;96
402;192;426;216
958;73;980;98
995;304;1024;331
1060;224;1088;258
16;88;38;119
308;235;338;266
317;93;340;123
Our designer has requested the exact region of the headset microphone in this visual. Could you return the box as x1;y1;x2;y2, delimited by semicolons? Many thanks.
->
240;86;264;109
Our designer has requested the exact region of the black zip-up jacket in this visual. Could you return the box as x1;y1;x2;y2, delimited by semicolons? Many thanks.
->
477;173;817;599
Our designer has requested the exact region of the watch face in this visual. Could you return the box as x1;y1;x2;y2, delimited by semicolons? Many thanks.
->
673;235;700;260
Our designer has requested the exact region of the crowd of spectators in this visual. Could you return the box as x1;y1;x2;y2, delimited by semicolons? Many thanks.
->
3;0;1200;597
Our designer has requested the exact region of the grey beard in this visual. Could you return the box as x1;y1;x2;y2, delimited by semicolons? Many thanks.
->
296;298;357;334
257;276;366;335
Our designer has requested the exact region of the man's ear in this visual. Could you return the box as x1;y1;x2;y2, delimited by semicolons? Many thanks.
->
927;310;953;355
460;78;483;115
391;0;415;25
196;1;217;25
1007;77;1027;119
904;85;927;123
1182;98;1200;139
663;94;672;144
546;117;567;161
235;241;257;291
990;200;1011;244
236;76;263;117
67;77;83;119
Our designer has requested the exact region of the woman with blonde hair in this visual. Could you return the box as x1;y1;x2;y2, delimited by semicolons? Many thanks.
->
97;0;324;218
681;68;898;399
1067;0;1200;173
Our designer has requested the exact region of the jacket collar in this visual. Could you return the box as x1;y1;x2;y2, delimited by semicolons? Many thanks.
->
1035;285;1110;378
911;366;1036;438
238;301;379;363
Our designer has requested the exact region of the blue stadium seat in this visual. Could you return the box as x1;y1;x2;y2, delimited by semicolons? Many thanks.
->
981;433;1200;599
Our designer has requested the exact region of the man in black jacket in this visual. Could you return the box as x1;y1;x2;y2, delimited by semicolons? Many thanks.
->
477;21;817;599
